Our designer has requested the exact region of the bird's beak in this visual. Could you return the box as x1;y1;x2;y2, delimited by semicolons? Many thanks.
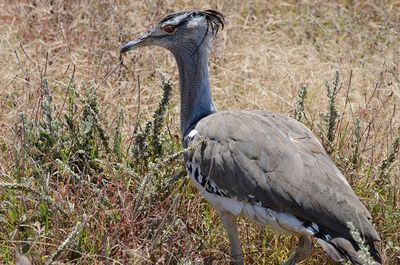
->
120;31;153;54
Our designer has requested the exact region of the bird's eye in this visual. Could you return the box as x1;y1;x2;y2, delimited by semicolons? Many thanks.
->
163;25;176;33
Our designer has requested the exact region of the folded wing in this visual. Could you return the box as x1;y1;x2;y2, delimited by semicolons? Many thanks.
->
186;110;379;242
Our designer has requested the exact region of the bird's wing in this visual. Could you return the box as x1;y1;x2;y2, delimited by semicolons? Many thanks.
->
185;110;379;241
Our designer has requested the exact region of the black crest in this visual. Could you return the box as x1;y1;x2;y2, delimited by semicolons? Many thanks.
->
199;10;225;36
159;10;225;37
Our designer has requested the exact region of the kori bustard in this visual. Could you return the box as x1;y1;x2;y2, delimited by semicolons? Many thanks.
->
121;10;381;265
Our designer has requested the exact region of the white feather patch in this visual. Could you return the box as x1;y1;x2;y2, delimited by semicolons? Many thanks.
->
161;13;190;26
188;129;199;139
186;16;206;28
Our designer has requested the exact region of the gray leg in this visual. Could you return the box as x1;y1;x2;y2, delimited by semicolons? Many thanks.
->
283;236;312;265
217;210;244;265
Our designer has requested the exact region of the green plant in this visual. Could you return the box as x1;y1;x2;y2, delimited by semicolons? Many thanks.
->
351;117;362;169
294;84;308;122
322;71;341;153
131;75;173;170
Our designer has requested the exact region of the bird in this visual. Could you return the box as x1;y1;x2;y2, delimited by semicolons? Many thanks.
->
121;10;381;265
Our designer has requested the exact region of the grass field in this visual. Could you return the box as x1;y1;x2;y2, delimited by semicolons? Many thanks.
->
0;0;399;264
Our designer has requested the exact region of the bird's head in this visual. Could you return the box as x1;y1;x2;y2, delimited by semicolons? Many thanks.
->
120;10;224;55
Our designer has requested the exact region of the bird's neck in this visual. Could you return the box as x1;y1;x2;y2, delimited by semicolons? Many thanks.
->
172;46;216;138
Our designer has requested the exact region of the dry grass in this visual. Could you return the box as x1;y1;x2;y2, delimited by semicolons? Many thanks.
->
0;0;399;264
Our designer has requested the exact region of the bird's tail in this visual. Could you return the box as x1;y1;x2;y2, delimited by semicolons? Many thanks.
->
316;236;381;264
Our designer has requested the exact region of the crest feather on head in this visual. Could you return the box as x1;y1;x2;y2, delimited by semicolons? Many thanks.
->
160;9;225;37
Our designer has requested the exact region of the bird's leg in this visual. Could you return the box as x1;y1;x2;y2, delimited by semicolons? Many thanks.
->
217;210;244;265
283;235;312;265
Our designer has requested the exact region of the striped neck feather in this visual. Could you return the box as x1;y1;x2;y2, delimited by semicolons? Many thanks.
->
172;42;216;138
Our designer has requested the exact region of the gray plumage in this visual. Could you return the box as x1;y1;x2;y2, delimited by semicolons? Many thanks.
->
186;111;374;236
121;10;381;265
185;111;380;264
